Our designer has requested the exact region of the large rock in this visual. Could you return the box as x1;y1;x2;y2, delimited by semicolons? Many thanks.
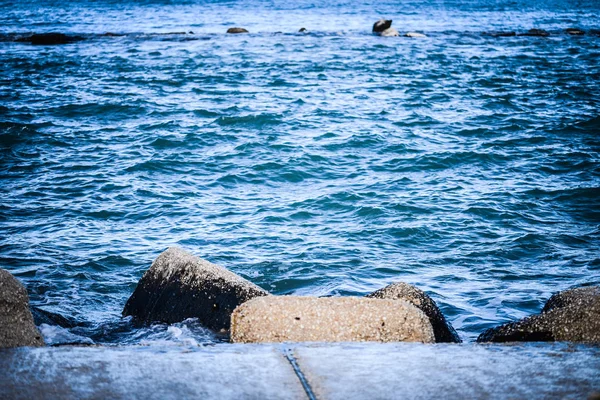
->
122;247;268;331
372;19;393;33
367;282;461;343
477;286;600;343
231;296;435;343
0;269;44;348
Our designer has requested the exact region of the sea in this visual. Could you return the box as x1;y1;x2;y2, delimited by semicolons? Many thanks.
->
1;0;599;346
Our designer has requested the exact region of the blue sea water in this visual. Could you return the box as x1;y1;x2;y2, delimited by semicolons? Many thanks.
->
1;0;599;345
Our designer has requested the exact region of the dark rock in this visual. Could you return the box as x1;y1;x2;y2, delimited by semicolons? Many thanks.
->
477;286;600;343
299;28;307;33
518;29;550;37
122;247;268;331
373;19;393;33
30;306;79;329
483;31;516;37
17;33;83;45
227;27;249;34
0;269;44;348
366;282;461;343
565;28;585;35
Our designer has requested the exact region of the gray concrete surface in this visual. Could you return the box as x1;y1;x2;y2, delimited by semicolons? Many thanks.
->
1;343;599;400
0;345;305;400
294;343;600;400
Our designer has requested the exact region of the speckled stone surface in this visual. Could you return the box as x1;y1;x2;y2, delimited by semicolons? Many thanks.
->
478;286;600;343
367;282;461;343
123;247;268;331
231;296;435;343
0;268;44;348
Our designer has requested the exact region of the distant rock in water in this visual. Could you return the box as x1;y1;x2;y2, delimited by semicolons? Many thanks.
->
518;29;550;37
477;286;600;343
231;296;435;343
405;32;427;38
122;247;268;331
367;282;461;343
0;269;44;348
227;27;249;34
373;19;393;33
17;33;84;45
565;28;585;35
483;31;516;37
299;27;307;33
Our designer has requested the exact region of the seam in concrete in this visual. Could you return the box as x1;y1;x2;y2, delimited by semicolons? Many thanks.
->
281;346;317;400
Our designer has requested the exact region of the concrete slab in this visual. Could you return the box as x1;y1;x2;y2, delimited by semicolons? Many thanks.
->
0;345;306;400
1;343;599;400
293;343;600;400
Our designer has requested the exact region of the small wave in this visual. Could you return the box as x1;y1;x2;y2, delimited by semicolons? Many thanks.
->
214;113;284;127
49;103;147;118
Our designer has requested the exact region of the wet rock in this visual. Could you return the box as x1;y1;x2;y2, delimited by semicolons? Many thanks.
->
565;28;585;35
17;33;84;45
483;31;516;37
227;27;249;34
0;269;44;348
122;247;268;331
231;296;435;343
299;28;307;33
477;286;600;343
405;32;427;38
518;29;550;37
367;282;461;343
30;306;79;329
373;19;393;33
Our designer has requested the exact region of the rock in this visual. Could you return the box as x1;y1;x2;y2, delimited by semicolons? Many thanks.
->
477;286;600;343
483;31;516;37
299;28;307;33
405;32;427;38
231;296;435;343
122;247;268;331
30;306;79;329
17;33;83;45
518;29;550;37
0;269;44;348
380;28;400;37
565;28;585;35
373;19;393;33
227;27;249;34
367;282;461;343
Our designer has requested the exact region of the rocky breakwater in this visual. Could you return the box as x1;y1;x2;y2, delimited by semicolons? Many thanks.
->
478;286;600;343
367;282;461;343
122;247;268;332
0;269;44;348
230;296;435;343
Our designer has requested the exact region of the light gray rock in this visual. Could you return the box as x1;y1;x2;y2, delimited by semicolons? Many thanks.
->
231;296;435;343
477;286;600;343
380;28;400;37
367;282;461;343
122;247;268;331
0;268;44;348
405;32;427;38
